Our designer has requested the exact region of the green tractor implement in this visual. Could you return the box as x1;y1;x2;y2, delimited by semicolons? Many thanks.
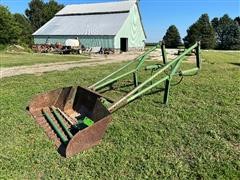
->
28;42;201;157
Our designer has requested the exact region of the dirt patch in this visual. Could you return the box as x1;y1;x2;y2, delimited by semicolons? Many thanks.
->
0;49;196;78
0;58;132;78
1;51;143;78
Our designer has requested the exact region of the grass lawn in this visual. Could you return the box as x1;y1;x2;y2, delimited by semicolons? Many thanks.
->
0;51;239;179
0;52;89;67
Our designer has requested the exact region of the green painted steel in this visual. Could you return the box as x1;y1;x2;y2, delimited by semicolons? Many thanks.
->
100;97;113;108
51;106;73;139
83;117;94;127
127;43;200;104
128;76;169;102
114;4;146;49
133;72;138;87
196;42;201;68
89;60;135;89
169;43;199;77
90;42;200;112
42;110;68;144
109;52;184;111
34;35;115;48
163;79;171;104
161;42;167;64
145;64;163;71
104;42;200;112
95;69;136;90
137;45;158;61
90;45;157;91
180;67;199;76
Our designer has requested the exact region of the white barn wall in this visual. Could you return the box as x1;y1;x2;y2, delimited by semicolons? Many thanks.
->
114;4;146;49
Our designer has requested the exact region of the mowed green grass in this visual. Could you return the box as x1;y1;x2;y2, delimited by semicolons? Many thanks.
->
0;51;239;179
0;52;88;67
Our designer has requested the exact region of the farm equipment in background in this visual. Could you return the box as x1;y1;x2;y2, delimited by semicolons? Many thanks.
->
28;42;201;157
32;38;114;55
32;39;83;54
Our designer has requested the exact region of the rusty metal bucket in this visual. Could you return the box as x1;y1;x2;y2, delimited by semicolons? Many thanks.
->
28;86;112;157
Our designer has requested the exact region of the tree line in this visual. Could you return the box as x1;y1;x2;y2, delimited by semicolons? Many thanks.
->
0;0;239;50
0;0;63;47
163;14;240;50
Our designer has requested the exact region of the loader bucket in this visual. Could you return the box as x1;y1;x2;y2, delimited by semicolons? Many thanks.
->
28;86;112;157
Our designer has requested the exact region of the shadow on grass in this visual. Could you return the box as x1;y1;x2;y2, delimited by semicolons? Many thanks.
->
111;87;166;112
97;82;167;112
98;82;134;94
229;62;240;67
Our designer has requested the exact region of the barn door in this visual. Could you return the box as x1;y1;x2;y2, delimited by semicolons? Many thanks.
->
120;38;128;52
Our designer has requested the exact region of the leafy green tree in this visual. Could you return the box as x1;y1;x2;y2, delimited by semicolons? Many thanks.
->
222;24;240;50
163;25;182;48
0;6;21;44
184;14;215;49
211;14;233;47
43;0;64;22
234;16;240;26
25;0;45;31
212;14;240;50
14;14;33;45
25;0;63;31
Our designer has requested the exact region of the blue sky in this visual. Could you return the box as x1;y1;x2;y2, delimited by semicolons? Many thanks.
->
1;0;239;42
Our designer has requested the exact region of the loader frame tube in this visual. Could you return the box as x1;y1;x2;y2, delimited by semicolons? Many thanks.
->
108;42;200;112
42;110;68;144
89;46;158;90
90;42;200;112
51;106;73;139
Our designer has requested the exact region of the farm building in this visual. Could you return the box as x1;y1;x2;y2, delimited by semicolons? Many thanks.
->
33;0;146;52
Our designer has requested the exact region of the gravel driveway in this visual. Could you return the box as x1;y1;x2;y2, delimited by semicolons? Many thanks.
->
1;50;145;78
1;49;193;79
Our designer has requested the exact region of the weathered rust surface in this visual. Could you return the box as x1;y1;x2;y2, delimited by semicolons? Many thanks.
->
28;86;112;157
66;115;111;157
